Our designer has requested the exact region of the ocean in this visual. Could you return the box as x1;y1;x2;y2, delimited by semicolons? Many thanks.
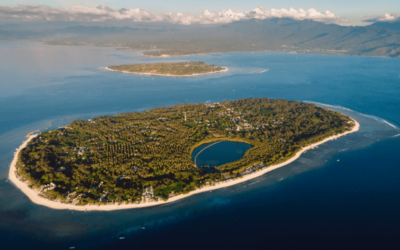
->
0;41;399;250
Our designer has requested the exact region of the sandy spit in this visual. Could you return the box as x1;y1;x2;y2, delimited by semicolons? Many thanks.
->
9;119;359;211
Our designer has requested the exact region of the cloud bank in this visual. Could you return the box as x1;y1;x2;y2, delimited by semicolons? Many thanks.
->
363;13;399;23
0;5;348;25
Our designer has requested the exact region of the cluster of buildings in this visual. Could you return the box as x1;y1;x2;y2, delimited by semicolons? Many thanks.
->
206;102;221;108
65;190;76;199
206;103;288;132
221;162;265;180
142;186;157;202
41;182;56;192
222;116;254;131
98;190;109;202
57;166;66;172
71;193;83;205
227;115;284;132
74;146;89;158
240;162;265;175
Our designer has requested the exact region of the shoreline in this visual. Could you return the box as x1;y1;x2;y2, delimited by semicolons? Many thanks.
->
139;50;400;60
141;52;222;58
104;66;228;77
25;130;39;138
9;118;359;211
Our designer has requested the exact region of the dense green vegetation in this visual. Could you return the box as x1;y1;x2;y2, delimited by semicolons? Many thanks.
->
107;62;226;76
17;98;354;206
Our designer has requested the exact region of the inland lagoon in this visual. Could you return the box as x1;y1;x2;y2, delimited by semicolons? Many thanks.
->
192;141;253;169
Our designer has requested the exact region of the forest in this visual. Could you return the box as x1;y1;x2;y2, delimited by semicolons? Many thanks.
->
17;98;355;206
107;62;226;76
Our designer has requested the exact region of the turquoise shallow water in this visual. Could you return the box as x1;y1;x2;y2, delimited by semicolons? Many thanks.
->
0;41;400;249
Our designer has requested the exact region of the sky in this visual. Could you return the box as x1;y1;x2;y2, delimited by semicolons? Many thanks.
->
1;0;400;26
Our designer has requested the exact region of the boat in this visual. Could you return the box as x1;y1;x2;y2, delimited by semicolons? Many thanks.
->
119;237;125;240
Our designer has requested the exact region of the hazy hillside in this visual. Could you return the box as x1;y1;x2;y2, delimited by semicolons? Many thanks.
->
139;18;400;58
371;21;400;33
1;18;399;58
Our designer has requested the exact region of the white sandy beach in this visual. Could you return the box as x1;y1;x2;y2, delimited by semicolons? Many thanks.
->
104;66;228;77
8;119;359;211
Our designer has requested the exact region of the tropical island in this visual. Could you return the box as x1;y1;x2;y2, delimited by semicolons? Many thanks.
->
106;62;227;77
12;98;358;210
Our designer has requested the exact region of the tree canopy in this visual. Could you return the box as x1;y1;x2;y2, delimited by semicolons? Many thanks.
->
17;98;354;206
107;61;225;76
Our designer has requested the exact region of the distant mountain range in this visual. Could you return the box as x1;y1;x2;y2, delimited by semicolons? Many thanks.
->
371;21;400;33
1;18;399;58
213;18;400;58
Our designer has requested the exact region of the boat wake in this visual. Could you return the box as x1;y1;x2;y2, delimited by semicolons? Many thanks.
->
393;134;400;138
251;68;269;74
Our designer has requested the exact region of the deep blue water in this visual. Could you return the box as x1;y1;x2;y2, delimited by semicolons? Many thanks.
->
1;41;400;250
191;141;253;168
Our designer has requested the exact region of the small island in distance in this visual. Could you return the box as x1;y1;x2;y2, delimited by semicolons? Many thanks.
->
106;61;228;77
12;98;358;210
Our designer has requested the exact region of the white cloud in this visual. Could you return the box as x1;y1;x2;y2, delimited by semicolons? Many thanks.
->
247;7;347;24
363;13;399;23
0;4;348;25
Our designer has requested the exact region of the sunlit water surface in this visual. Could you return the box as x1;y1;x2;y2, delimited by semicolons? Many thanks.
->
1;41;400;250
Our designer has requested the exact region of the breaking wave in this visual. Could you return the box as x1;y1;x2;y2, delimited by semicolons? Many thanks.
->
304;101;399;130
